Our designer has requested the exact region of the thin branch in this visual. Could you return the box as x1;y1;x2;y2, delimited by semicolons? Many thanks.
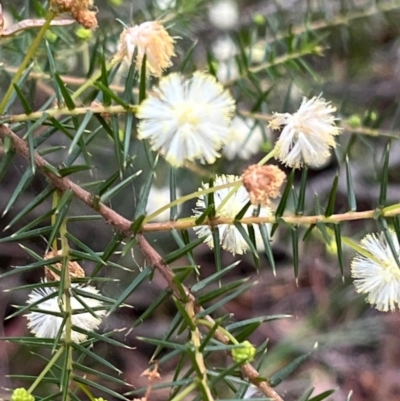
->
241;111;400;139
0;125;285;401
3;102;399;140
1;104;137;123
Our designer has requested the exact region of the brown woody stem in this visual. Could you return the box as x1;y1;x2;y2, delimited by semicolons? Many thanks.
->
0;125;285;401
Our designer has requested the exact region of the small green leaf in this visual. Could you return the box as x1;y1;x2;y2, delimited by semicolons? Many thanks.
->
12;208;55;235
2;168;34;217
0;138;15;183
97;170;120;196
94;81;131;108
291;226;299;281
275;169;295;220
298;388;315;401
345;154;357;211
42;163;62;177
4;185;55;230
171;230;197;269
227;315;290;331
379;141;391;207
195;205;214;225
58;164;92;177
123;57;137;101
134;165;157;218
212;228;223;273
164;235;206;265
130;214;146;234
46;190;73;252
66;233;106;265
302;224;316;241
169;167;179;220
100;170;142;203
6;226;53;242
72;342;122;373
333;224;344;280
198;280;254;317
308;389;336;401
173;298;196;331
68;111;93;155
54;72;75;110
91;233;124;277
296;166;308;215
259;224;276;275
73;362;131;387
325;175;338;217
73;376;130;401
179;39;197;72
269;347;315;387
13;83;32;114
207;177;216;218
197;279;246;304
235;201;252;220
38;145;65;156
234;222;259;264
123;113;134;168
107;267;152;315
151;313;183;360
133;290;172;327
191;261;240;292
0;256;61;279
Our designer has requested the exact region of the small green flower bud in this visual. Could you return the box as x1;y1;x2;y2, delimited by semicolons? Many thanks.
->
253;13;265;25
45;30;58;43
11;388;35;401
75;27;93;40
347;114;361;129
94;398;108;401
231;340;256;364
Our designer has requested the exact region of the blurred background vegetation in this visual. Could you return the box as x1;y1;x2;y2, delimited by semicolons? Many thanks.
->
2;1;400;400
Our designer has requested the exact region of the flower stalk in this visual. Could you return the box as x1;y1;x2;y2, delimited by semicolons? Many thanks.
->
0;11;56;115
27;345;65;393
59;217;73;400
186;302;215;401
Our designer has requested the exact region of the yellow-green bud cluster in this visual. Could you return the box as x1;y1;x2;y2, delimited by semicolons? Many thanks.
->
94;398;108;401
11;388;35;401
231;340;256;364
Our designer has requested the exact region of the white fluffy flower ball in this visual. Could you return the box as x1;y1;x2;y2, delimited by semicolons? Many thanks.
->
351;231;400;312
25;282;106;343
117;21;175;77
137;72;235;167
192;174;271;255
269;96;340;168
223;117;264;160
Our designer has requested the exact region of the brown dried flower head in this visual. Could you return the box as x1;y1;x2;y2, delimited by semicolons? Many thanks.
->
44;250;85;281
117;21;176;77
242;164;286;206
50;0;97;29
71;8;97;30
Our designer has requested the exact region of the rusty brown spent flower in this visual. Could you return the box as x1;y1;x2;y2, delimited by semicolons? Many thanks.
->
50;0;98;29
242;164;286;207
44;249;85;281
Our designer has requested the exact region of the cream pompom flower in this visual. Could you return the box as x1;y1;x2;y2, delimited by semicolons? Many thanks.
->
192;174;272;256
269;96;340;168
117;21;175;77
137;73;235;167
146;186;181;221
223;117;264;160
351;231;400;312
25;282;106;343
